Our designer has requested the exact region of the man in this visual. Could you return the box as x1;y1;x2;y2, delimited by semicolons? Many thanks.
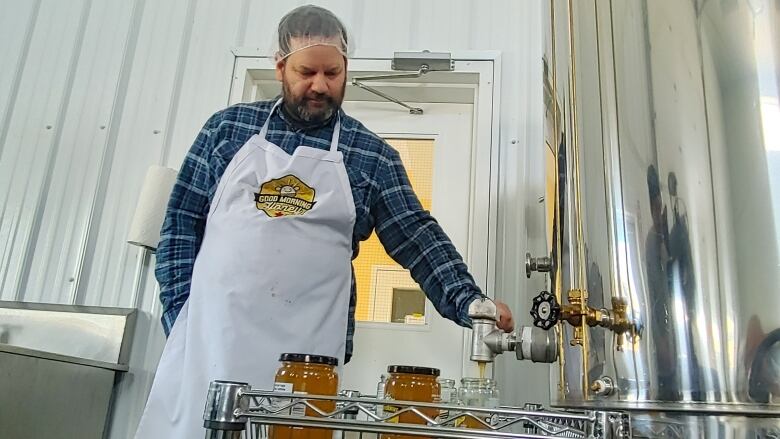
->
644;164;678;401
135;5;513;438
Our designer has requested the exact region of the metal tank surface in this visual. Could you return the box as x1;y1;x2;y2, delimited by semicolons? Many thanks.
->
532;0;780;437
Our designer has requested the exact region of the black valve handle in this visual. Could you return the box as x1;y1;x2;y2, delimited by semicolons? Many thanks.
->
530;291;561;330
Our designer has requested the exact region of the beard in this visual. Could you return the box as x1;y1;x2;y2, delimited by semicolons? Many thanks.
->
282;79;345;125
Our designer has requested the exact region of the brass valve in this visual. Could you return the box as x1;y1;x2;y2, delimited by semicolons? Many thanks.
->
530;290;641;350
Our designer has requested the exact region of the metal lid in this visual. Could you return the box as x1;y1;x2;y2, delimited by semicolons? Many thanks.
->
279;353;339;366
387;365;440;376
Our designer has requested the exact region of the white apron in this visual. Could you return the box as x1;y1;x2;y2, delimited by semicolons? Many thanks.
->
135;100;355;438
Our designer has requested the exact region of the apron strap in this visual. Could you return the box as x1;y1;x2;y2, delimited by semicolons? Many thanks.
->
330;116;341;153
258;99;284;140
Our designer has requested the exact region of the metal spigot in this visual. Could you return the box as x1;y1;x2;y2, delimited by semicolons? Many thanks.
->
469;297;557;363
203;381;250;439
469;298;507;362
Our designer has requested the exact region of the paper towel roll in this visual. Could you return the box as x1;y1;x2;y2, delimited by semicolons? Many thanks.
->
127;165;179;250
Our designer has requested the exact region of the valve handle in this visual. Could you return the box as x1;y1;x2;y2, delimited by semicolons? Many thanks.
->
530;291;561;330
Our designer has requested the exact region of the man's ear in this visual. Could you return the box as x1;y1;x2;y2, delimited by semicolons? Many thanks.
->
275;59;285;81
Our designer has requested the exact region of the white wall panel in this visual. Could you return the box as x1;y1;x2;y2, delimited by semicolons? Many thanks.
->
0;1;548;436
0;1;40;154
164;0;248;166
26;0;135;305
0;0;88;301
79;0;193;309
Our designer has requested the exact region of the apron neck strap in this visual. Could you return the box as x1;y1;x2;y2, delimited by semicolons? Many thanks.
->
329;117;341;153
258;99;283;140
260;99;342;153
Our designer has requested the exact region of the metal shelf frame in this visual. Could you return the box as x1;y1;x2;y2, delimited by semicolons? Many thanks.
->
203;382;631;439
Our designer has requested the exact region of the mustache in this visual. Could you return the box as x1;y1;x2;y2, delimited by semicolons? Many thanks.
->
302;94;336;104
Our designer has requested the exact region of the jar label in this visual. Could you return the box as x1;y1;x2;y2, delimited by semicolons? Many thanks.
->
454;416;464;427
454;412;497;428
271;382;294;415
273;382;293;393
382;404;400;423
291;391;307;418
271;382;307;420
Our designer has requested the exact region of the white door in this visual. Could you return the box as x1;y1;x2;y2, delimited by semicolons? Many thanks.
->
340;101;481;394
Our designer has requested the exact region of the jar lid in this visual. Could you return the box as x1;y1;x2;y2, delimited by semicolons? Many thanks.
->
279;353;339;366
387;365;440;376
460;377;497;388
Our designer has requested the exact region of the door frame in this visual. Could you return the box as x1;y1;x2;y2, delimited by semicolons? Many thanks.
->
228;49;502;376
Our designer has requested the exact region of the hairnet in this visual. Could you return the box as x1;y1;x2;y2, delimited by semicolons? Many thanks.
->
274;5;351;61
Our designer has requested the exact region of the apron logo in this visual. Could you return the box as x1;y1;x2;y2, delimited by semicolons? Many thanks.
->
254;175;316;217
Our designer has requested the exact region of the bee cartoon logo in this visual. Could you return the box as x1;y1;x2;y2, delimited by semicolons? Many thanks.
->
254;175;316;217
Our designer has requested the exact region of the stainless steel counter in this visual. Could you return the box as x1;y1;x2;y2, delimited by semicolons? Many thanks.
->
0;301;136;439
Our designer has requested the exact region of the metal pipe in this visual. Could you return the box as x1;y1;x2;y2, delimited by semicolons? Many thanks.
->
239;391;592;421
351;66;429;82
202;381;250;434
468;298;557;363
547;0;567;396
350;80;423;114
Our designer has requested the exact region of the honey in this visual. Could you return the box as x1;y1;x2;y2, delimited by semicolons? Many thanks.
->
269;353;339;439
381;365;441;439
478;362;486;379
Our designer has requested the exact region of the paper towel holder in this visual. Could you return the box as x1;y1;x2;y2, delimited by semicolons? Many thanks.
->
126;165;178;308
126;165;179;251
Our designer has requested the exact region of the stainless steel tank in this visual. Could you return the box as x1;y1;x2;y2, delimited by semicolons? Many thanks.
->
534;0;780;437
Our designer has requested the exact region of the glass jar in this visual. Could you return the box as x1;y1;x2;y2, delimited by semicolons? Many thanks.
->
269;353;339;439
376;374;387;417
438;378;457;405
381;365;441;439
457;378;500;430
437;378;457;421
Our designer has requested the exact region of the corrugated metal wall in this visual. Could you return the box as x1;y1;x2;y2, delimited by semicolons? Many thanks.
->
0;1;548;436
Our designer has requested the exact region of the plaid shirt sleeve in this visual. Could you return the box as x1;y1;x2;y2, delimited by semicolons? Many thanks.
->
371;147;482;327
155;115;219;336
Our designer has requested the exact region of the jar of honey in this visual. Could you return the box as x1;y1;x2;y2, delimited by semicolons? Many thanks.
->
381;365;441;439
268;353;339;439
457;378;499;430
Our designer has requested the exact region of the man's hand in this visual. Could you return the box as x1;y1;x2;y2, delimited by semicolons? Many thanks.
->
495;300;515;332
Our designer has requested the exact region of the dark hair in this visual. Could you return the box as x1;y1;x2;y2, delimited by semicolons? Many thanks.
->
647;164;661;200
667;171;678;197
278;5;348;55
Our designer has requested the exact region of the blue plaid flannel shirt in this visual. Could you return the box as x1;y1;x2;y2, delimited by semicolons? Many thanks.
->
155;99;482;363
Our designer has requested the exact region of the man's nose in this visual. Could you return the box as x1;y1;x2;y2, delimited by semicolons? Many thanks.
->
310;73;328;94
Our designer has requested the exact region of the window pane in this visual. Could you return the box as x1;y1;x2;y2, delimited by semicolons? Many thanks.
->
354;138;435;323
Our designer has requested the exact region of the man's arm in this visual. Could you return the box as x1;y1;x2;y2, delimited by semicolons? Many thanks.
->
370;148;482;327
154;116;218;336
